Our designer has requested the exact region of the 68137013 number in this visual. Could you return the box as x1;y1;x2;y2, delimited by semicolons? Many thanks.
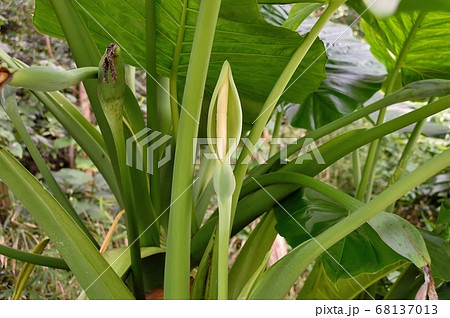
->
375;304;438;315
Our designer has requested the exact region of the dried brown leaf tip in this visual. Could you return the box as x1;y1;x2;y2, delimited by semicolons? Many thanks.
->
102;43;119;84
415;264;438;300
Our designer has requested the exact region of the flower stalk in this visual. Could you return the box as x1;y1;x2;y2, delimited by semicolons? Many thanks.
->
207;61;242;299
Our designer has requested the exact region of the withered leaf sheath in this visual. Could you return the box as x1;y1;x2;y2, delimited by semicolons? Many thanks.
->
97;43;126;130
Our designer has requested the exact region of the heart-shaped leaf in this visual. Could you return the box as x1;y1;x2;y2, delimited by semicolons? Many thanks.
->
287;19;386;129
260;6;386;129
34;0;327;123
351;3;450;84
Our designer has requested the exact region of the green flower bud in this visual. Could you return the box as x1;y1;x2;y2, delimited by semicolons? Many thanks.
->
207;61;242;162
0;65;98;92
213;159;236;202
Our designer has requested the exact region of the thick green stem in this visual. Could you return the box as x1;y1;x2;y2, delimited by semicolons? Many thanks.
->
125;65;136;96
249;148;450;299
169;76;180;140
283;97;450;174
363;140;382;202
164;0;222;299
146;0;158;129
157;76;173;136
232;0;346;222
217;196;232;299
146;0;162;216
244;172;359;206
169;0;188;139
356;114;384;201
112;125;145;299
352;149;361;187
269;108;284;157
357;11;427;201
386;119;425;212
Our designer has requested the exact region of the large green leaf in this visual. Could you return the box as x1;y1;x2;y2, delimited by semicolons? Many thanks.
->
287;19;386;129
274;188;348;246
274;189;404;282
0;148;134;299
322;224;405;282
260;3;291;26
397;0;450;12
354;4;450;84
33;0;327;123
297;259;406;300
259;6;385;129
